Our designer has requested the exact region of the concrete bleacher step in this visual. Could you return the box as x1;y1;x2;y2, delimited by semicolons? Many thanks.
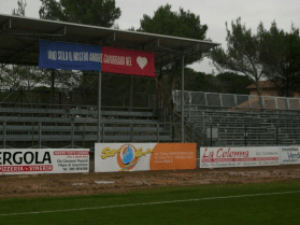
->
0;103;172;145
0;134;173;142
0;107;157;119
0;116;159;125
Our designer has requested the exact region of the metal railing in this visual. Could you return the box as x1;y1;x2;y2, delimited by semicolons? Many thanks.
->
204;125;300;147
173;90;300;112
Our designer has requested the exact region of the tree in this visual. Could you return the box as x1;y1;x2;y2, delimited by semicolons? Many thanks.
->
12;0;27;16
211;18;300;98
139;4;207;67
259;22;300;97
39;0;122;104
0;1;44;103
39;0;121;27
216;72;253;94
211;18;267;97
140;4;207;40
139;4;208;106
182;68;220;92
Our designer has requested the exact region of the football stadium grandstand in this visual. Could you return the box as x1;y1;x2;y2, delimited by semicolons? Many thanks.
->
0;13;218;152
2;13;299;155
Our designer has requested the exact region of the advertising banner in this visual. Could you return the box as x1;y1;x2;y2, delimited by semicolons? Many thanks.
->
39;40;102;71
0;149;89;175
39;41;155;77
281;146;300;165
200;147;280;168
95;143;196;172
101;46;155;77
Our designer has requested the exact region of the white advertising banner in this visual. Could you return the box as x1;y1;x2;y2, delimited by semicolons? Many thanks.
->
0;149;89;175
281;146;300;165
200;147;280;168
95;143;156;172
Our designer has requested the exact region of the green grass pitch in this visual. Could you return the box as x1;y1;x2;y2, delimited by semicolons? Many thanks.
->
1;180;300;225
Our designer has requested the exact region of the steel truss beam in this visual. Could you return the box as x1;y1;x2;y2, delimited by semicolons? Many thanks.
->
0;19;11;31
3;26;66;64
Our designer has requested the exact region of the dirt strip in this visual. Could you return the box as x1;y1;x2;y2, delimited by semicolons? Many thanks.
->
1;165;300;198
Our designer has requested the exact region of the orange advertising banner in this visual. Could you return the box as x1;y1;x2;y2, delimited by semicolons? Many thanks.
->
150;143;196;170
95;143;196;172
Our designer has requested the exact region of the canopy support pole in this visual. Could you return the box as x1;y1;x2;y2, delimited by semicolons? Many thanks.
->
51;70;55;104
97;71;102;142
130;75;133;111
181;55;185;142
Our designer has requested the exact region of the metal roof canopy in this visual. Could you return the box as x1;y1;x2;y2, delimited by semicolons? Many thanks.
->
0;14;219;67
0;13;220;144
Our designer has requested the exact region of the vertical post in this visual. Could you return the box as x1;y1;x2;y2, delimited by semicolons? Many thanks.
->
192;124;195;141
59;91;62;108
275;97;279;110
172;124;175;141
130;75;133;111
169;115;172;135
71;122;74;148
202;112;205;134
248;95;253;111
130;123;133;142
188;92;191;119
234;95;238;108
97;71;102;142
123;95;126;107
164;108;167;129
157;123;159;142
185;124;187;142
244;126;247;146
3;121;6;148
286;98;290;110
210;125;213;147
51;70;55;104
147;94;150;108
38;122;41;148
204;93;208;106
276;127;278;146
153;94;156;114
225;129;227;146
102;123;104;142
83;123;85;148
181;55;185;142
32;122;34;147
219;94;223;108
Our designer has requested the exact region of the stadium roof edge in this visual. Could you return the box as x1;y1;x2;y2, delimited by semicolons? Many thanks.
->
0;13;220;67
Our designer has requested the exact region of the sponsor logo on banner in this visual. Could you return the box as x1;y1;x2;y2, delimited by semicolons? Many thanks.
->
95;143;196;172
281;147;300;165
200;147;280;168
136;57;148;69
0;149;89;175
101;144;153;171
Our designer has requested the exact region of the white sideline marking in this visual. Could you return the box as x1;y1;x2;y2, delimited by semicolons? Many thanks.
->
1;190;300;217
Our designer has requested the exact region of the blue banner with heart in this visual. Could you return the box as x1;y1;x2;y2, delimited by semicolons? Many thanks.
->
39;40;102;71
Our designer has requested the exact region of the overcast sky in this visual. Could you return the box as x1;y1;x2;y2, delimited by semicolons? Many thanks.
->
1;0;300;74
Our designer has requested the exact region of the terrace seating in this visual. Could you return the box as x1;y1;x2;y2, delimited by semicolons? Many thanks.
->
0;102;173;149
184;109;300;146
